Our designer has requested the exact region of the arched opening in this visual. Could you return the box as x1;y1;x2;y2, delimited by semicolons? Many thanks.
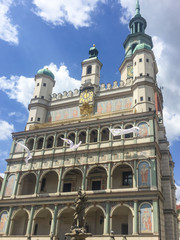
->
62;169;82;192
90;129;98;143
79;131;86;144
26;139;34;150
57;134;64;147
68;133;75;143
112;205;133;235
101;128;109;142
112;164;133;189
113;126;121;140
40;171;58;194
33;209;52;235
11;210;28;235
125;124;133;138
86;65;92;74
46;136;54;148
57;208;75;240
18;173;36;195
87;167;107;191
85;207;104;235
37;137;44;149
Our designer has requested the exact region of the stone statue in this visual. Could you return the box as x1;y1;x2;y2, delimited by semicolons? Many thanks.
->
65;189;91;240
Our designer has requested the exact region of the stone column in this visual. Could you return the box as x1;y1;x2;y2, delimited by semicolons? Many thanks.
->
50;205;58;235
82;165;87;190
35;170;41;194
107;163;111;190
153;200;159;234
5;207;13;235
75;129;78;145
104;201;110;234
26;206;35;235
86;128;89;150
133;160;137;188
9;139;16;158
109;124;112;147
0;173;8;198
97;125;101;148
133;201;138;234
57;168;63;193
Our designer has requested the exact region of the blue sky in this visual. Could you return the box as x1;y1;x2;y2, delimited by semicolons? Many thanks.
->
0;0;180;201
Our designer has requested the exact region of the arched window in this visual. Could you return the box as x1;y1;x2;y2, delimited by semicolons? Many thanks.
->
11;210;28;235
4;174;16;197
40;171;58;194
46;136;54;148
68;133;75;143
79;131;86;144
26;139;34;150
33;209;52;235
87;65;92;74
90;130;98;143
37;137;44;149
18;173;36;195
125;124;133;138
112;164;133;189
87;167;107;191
62;169;82;192
101;128;109;142
57;134;64;147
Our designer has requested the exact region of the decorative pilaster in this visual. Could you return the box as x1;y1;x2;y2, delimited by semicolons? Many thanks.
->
50;205;58;235
153;200;159;234
151;159;157;188
104;202;110;234
5;207;13;235
97;125;101;147
12;172;20;196
149;119;154;142
133;201;138;234
0;172;8;198
86;128;89;150
133;160;137;188
9;139;16;158
26;206;35;235
109;124;112;147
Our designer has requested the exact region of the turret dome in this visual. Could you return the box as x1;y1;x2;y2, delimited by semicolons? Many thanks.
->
36;68;55;80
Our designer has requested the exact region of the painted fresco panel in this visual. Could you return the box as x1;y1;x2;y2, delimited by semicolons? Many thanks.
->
138;122;149;137
4;174;16;196
46;106;80;122
0;211;8;233
140;203;152;233
96;97;133;114
138;161;150;187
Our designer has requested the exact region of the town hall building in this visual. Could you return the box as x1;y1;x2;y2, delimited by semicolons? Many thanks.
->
0;1;178;240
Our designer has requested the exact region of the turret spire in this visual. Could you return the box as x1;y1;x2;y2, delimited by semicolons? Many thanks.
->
135;0;140;16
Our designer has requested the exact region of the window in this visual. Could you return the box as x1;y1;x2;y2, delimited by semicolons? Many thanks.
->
140;96;143;101
147;73;150;77
148;97;151;101
122;224;128;234
140;73;143;76
35;96;37;98
125;125;133;138
146;58;149;63
41;178;46;191
123;172;132;186
34;224;38;235
87;65;92;74
92;181;101;190
134;62;136;66
135;99;137;104
37;117;40;121
139;58;142;62
30;117;33;121
43;83;46;87
41;96;44;99
149;108;152;111
63;183;72;192
37;83;39;86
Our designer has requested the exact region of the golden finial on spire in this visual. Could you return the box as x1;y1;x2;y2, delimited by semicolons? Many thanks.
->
93;44;95;47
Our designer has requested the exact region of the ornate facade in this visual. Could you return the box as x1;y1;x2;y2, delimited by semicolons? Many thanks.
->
0;1;178;240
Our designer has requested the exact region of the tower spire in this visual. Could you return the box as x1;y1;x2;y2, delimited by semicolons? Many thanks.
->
135;0;140;16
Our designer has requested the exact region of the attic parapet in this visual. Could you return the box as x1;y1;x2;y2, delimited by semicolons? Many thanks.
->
51;89;80;101
99;79;132;91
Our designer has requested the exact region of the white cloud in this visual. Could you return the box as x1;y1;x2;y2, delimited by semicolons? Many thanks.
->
32;0;106;28
118;0;180;144
176;184;180;204
0;173;4;178
0;63;80;109
0;0;18;44
0;120;14;140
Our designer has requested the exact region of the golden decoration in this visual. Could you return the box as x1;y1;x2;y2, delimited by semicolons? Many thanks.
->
80;103;93;116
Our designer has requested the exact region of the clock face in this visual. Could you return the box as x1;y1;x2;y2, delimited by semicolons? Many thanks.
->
127;65;133;78
79;89;94;103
